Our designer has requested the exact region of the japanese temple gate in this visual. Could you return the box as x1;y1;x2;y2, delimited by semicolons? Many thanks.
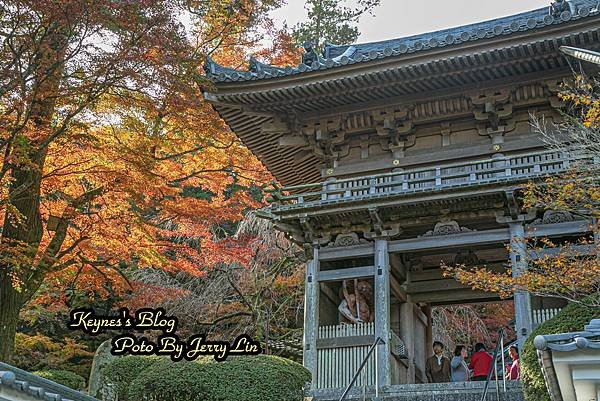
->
204;0;600;395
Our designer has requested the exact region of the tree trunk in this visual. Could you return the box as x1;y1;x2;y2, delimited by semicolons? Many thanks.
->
0;151;46;362
0;274;26;362
0;23;66;362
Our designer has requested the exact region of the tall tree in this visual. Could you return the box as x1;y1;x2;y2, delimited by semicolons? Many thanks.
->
292;0;380;51
0;0;277;362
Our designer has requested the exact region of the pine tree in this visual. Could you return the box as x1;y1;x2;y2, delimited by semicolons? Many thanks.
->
292;0;380;51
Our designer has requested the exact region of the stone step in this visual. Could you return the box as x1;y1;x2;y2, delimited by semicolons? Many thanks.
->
306;382;525;401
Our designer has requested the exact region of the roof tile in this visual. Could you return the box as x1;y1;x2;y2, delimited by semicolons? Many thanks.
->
204;0;599;83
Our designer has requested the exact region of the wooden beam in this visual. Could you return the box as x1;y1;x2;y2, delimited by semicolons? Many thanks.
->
319;283;339;305
381;221;593;256
390;253;407;281
413;304;428;326
404;279;471;294
317;266;375;282
389;229;510;253
411;289;500;304
261;121;289;133
204;93;274;117
528;220;593;237
316;335;375;349
278;136;308;147
529;244;595;259
410;263;507;282
390;274;407;303
319;244;374;261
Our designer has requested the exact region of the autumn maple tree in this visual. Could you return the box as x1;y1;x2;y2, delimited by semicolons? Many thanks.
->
444;74;600;309
0;0;285;362
126;212;305;358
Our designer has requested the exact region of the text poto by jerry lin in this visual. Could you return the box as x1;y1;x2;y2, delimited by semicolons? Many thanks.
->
67;307;261;362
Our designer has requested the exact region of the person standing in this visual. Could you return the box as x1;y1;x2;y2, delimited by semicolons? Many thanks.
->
506;345;520;380
425;341;451;383
451;345;470;382
469;343;493;381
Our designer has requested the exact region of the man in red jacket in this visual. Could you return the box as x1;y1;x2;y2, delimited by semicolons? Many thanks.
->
469;343;492;381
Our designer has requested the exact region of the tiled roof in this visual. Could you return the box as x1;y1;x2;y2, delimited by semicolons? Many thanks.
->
0;363;99;401
204;0;599;83
534;318;600;352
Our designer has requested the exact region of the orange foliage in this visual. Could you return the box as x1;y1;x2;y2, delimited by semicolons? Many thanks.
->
0;0;275;322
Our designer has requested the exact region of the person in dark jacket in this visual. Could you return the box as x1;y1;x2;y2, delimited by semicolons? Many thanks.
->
469;343;493;381
425;341;451;383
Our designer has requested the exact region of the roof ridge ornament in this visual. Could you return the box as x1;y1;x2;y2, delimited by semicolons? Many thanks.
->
203;55;245;78
249;56;285;75
331;46;357;63
549;0;576;17
301;41;326;67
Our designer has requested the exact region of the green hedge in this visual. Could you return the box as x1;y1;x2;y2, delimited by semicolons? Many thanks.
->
102;355;310;401
99;355;162;401
521;295;600;401
33;369;86;391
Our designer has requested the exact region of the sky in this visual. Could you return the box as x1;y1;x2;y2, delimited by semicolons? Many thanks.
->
270;0;552;43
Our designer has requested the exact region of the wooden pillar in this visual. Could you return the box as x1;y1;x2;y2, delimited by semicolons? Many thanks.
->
374;238;391;391
400;301;415;383
509;222;532;349
303;245;320;388
423;304;433;357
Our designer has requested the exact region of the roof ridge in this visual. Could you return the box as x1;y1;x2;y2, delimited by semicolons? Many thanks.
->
325;0;596;53
0;362;99;401
204;0;600;83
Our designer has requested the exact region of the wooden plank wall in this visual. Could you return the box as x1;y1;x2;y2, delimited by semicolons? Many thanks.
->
317;323;376;389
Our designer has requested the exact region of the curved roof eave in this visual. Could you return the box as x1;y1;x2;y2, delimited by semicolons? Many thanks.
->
204;0;599;86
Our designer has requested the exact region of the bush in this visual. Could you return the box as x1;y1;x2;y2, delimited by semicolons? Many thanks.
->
521;295;600;401
98;355;162;401
33;369;86;391
115;355;311;401
14;332;94;379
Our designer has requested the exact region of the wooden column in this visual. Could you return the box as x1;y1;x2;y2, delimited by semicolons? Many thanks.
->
423;304;433;358
400;301;415;383
509;222;533;349
374;238;391;390
303;245;320;388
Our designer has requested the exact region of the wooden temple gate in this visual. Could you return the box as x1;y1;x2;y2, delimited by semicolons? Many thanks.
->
204;0;600;396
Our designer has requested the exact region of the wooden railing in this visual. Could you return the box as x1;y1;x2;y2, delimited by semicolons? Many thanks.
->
267;150;590;208
316;323;408;389
318;322;375;340
532;308;562;327
317;323;376;389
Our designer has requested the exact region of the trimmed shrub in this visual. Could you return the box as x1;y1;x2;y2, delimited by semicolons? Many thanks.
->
33;369;86;391
126;355;310;401
521;295;600;401
99;356;162;401
14;332;94;379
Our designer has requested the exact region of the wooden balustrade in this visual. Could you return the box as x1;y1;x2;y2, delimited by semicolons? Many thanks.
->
268;150;590;208
315;323;408;389
532;308;562;327
316;323;375;389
